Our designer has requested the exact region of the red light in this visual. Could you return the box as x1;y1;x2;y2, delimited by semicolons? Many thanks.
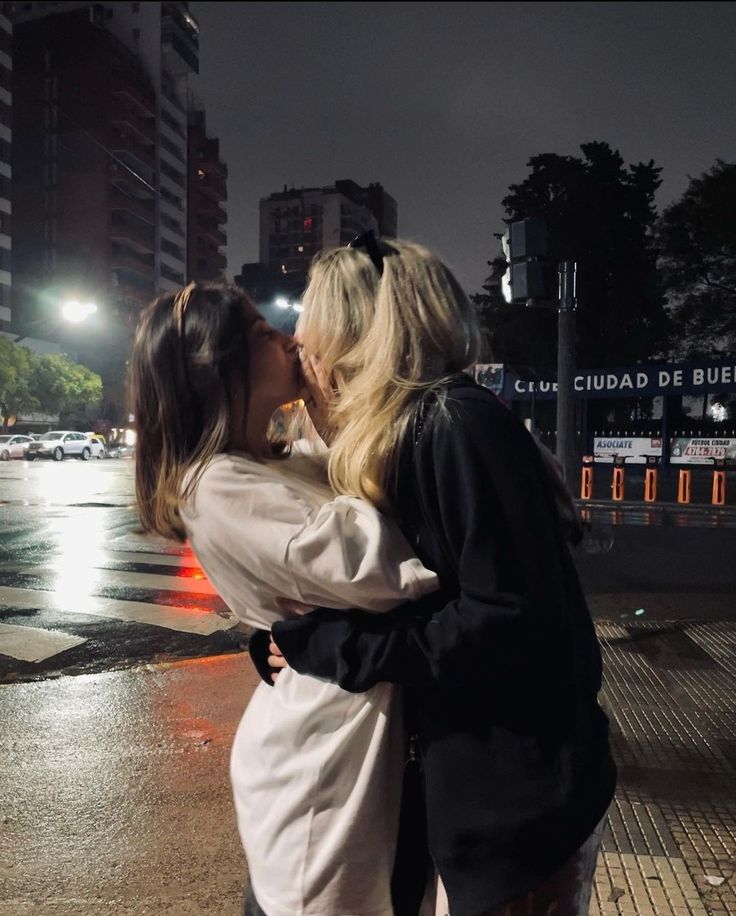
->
176;567;207;580
303;217;313;230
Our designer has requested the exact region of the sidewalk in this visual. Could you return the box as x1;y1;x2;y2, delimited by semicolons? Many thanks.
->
590;617;736;915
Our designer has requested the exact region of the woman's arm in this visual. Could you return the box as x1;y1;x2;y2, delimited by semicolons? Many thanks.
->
271;394;565;691
184;456;437;632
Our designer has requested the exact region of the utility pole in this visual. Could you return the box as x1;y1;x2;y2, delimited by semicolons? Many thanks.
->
501;220;579;480
556;261;577;483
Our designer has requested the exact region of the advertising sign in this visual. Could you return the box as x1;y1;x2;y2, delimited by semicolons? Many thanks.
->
474;363;505;396
593;437;663;464
670;437;736;465
593;436;736;465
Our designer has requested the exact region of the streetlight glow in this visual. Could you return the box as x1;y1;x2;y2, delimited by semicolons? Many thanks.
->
292;302;304;312
62;300;98;323
274;297;290;309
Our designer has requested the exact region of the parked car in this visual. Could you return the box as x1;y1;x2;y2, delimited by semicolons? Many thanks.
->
85;432;107;457
0;434;34;460
25;431;105;461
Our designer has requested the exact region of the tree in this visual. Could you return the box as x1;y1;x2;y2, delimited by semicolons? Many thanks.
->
29;353;103;416
656;160;736;358
0;337;38;429
474;142;669;371
0;338;102;430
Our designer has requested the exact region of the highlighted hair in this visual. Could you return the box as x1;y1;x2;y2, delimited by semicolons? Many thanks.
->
130;283;272;542
299;239;481;509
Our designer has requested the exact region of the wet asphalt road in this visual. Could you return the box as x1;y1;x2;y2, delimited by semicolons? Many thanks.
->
1;458;735;685
1;652;256;915
0;460;246;684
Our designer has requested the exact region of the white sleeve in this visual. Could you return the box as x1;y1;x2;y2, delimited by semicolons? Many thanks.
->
185;458;438;630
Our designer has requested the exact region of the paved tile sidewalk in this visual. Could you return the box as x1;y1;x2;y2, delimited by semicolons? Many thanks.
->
590;620;736;915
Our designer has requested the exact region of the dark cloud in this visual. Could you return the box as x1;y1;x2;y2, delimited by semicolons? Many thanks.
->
190;1;736;292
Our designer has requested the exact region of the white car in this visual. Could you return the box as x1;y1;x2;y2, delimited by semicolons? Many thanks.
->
0;434;34;460
25;430;105;462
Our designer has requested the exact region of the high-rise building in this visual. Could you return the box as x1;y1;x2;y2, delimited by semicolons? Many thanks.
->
10;0;202;296
11;6;158;383
187;106;227;282
236;179;397;309
0;9;10;333
6;1;226;418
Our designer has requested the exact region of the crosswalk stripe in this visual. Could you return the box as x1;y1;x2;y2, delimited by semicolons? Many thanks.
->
0;586;237;636
96;550;202;568
21;565;218;596
0;621;87;663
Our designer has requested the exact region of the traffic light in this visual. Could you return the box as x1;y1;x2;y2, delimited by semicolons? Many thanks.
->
500;218;549;305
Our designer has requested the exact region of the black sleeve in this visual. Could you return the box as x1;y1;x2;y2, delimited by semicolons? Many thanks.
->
248;629;276;685
273;394;559;693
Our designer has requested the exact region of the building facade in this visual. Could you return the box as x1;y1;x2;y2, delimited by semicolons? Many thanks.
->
6;1;226;418
237;179;397;309
0;9;10;332
12;9;157;340
187;106;227;281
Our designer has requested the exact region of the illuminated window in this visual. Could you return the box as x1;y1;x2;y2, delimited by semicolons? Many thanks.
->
303;217;313;230
297;245;304;253
281;264;287;274
197;168;206;179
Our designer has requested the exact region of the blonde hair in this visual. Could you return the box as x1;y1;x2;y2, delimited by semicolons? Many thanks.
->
299;239;481;509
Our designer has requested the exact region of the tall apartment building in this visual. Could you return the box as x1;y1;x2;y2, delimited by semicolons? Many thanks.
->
0;10;10;332
11;1;202;298
187;106;227;282
12;8;158;339
236;179;397;307
6;1;225;417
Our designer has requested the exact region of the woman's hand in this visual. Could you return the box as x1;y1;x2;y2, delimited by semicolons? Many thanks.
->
300;351;336;445
269;599;315;682
268;638;288;684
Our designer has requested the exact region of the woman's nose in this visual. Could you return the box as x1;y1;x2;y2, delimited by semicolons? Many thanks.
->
283;332;299;354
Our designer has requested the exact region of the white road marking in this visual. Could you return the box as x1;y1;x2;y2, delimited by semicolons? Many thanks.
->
0;587;236;636
97;550;203;569
0;622;87;663
21;565;218;595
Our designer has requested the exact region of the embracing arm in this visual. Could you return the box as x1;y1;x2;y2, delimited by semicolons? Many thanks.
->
271;394;563;692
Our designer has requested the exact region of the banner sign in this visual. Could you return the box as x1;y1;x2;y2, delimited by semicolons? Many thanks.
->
670;437;736;465
504;359;736;400
593;437;662;465
592;436;736;465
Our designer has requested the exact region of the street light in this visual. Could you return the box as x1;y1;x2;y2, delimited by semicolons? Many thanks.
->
13;299;99;343
61;301;98;324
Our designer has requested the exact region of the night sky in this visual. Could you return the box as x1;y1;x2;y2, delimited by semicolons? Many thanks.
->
189;1;736;295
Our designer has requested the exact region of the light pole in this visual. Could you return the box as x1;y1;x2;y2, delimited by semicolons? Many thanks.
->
556;262;577;484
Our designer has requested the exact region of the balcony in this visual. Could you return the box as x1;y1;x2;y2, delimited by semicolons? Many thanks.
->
111;79;156;119
111;210;156;254
110;246;155;277
110;185;155;223
112;267;155;304
111;103;155;148
162;3;200;75
197;217;227;247
195;169;227;203
195;249;226;271
112;147;157;188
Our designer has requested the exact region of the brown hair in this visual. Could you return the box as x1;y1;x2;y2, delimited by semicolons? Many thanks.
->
130;282;268;541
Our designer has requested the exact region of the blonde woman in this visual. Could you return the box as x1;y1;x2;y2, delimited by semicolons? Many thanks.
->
266;234;617;916
129;282;439;916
